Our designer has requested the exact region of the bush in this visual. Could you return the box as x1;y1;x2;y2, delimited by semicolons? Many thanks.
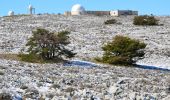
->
20;28;75;63
97;35;146;65
133;15;159;25
104;19;117;24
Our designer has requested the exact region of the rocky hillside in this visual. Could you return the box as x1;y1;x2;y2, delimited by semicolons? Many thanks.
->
0;15;170;99
0;15;170;68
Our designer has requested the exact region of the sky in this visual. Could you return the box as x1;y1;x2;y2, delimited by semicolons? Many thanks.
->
0;0;170;16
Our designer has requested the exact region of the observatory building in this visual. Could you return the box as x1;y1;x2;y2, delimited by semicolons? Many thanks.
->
71;4;86;15
8;11;14;16
28;5;35;15
64;4;110;16
64;4;138;16
6;5;36;16
110;10;138;16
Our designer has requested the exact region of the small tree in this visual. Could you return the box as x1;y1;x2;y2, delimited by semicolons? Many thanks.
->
104;19;117;25
133;15;159;25
21;28;75;62
97;35;146;65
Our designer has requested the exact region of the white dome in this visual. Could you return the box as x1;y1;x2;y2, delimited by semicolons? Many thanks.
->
8;11;14;16
71;4;85;12
71;4;86;15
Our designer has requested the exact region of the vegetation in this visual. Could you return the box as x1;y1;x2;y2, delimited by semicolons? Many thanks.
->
20;28;75;63
0;54;20;61
95;35;146;65
133;15;159;25
104;19;117;24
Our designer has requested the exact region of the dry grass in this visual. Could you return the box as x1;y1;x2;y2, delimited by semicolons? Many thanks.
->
0;53;65;64
0;54;20;61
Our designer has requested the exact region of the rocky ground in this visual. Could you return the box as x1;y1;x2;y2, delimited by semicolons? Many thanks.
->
0;59;170;100
0;14;170;99
0;14;170;68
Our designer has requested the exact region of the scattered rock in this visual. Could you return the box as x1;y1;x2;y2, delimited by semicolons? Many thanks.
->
0;70;5;76
20;85;28;90
51;84;60;89
25;87;40;99
166;86;170;94
0;93;12;100
0;15;170;99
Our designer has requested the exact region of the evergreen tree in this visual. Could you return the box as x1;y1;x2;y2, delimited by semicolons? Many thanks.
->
25;28;75;61
98;35;146;65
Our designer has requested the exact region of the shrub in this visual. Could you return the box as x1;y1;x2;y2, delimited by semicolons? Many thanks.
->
104;19;117;24
97;35;146;65
20;28;75;63
133;15;159;25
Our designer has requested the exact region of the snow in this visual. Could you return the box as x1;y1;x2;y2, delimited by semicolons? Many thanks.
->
64;60;98;67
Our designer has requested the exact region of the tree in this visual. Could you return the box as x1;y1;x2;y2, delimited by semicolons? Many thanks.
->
104;19;117;24
133;15;159;25
24;28;75;62
97;35;146;65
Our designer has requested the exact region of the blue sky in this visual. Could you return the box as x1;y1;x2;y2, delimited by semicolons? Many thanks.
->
0;0;169;16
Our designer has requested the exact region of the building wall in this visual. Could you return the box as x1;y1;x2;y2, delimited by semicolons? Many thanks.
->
64;11;71;16
110;10;138;16
132;11;138;15
65;11;110;16
71;11;86;15
86;11;110;16
110;10;119;16
65;10;138;16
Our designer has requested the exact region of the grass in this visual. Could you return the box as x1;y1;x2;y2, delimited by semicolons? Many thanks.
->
18;53;66;64
0;53;65;64
0;54;20;61
93;57;136;67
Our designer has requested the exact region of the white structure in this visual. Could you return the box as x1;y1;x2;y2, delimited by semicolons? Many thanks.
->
71;4;86;15
64;4;138;16
28;5;35;15
110;10;138;16
8;11;14;16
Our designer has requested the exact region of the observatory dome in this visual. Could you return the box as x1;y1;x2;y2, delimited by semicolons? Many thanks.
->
8;11;14;16
71;4;86;15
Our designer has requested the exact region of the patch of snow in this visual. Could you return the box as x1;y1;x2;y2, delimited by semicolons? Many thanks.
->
64;60;98;67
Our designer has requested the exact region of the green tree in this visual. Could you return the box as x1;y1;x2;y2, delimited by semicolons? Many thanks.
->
97;35;146;65
133;15;159;25
104;19;117;24
22;28;75;62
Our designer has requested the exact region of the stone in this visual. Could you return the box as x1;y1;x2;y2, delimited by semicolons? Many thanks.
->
25;87;40;99
0;93;12;100
0;70;4;76
163;95;170;100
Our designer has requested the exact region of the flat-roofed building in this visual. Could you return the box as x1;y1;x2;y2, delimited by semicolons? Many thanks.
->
86;11;110;16
64;4;138;16
110;10;138;16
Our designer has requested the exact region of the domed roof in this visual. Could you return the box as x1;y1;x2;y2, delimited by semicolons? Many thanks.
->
8;11;14;16
71;4;85;12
